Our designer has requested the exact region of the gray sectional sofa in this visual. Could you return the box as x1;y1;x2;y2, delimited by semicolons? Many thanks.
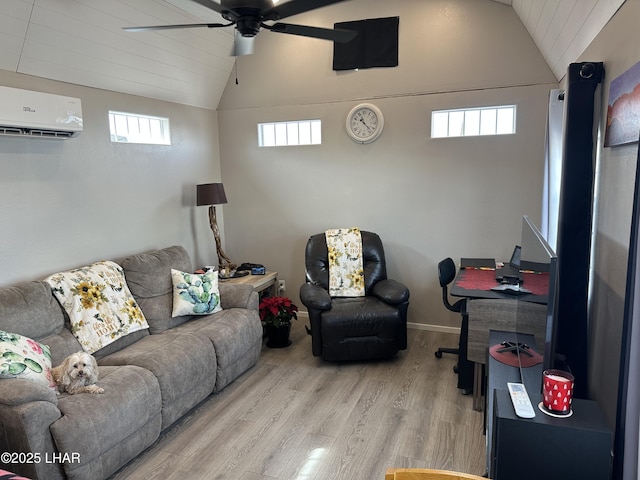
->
0;246;263;480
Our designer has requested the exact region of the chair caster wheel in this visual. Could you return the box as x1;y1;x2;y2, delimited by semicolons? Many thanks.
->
435;351;443;358
461;389;472;395
453;365;459;374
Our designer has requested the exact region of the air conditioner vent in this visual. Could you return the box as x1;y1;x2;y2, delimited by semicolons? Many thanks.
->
0;126;75;138
28;129;75;138
0;126;23;135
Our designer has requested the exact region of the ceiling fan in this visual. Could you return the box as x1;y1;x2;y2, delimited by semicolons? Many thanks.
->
123;0;357;55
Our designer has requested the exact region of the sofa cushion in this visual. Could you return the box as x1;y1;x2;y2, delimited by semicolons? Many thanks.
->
173;308;262;391
0;330;56;391
91;329;149;360
171;269;222;317
98;332;217;429
0;281;65;341
120;246;194;333
49;365;162;480
120;245;192;298
0;281;83;366
45;261;149;354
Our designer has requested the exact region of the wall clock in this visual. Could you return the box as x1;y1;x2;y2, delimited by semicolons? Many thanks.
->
346;103;384;144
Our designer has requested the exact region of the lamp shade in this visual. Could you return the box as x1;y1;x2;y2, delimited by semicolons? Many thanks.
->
196;183;227;206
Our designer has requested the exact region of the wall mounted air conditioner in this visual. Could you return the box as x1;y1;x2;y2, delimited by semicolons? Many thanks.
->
0;86;83;139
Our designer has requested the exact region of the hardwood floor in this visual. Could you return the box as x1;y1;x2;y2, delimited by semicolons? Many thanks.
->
109;322;486;480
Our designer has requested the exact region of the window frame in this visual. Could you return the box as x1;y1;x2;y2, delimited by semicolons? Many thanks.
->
431;105;517;139
108;111;171;145
258;119;322;147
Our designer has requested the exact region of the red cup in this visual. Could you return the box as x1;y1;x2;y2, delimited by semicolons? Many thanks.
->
542;369;574;415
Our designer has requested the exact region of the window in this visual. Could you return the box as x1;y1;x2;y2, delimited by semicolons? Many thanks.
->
258;120;321;147
109;111;171;145
431;105;516;138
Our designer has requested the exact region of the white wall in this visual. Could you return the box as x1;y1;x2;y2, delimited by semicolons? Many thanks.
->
0;70;222;285
217;0;557;328
576;0;640;428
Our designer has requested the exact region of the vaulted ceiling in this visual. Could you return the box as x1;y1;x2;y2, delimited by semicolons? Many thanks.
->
1;0;625;110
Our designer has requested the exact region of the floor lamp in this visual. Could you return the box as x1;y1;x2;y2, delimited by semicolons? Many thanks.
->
196;183;235;270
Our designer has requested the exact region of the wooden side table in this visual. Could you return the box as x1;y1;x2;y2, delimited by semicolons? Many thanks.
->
221;271;278;297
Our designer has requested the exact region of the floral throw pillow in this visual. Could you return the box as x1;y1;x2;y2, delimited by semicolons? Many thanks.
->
0;330;56;391
171;269;222;317
45;261;149;354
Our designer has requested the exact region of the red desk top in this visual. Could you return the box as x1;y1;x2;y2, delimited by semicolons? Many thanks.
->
454;268;549;299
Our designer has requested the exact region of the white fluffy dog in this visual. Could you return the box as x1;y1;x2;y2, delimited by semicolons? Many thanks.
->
52;351;104;395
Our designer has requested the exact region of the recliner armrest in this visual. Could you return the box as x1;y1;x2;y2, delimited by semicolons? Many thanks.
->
372;279;410;305
299;283;332;310
0;379;59;406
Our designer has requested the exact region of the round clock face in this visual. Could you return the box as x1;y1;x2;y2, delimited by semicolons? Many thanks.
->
346;103;384;144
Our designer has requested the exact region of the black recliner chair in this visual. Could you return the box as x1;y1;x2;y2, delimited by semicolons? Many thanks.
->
435;257;474;394
299;231;410;362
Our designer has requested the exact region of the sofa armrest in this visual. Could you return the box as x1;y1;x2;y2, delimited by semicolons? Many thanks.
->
0;379;58;406
0;380;64;480
218;283;259;311
300;283;332;311
372;279;410;306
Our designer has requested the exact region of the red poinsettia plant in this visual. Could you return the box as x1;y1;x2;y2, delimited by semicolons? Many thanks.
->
259;296;298;328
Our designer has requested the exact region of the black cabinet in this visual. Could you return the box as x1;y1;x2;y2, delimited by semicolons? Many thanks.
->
486;330;613;479
485;331;542;472
491;389;612;480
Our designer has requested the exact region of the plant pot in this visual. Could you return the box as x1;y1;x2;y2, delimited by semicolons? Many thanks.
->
265;324;292;348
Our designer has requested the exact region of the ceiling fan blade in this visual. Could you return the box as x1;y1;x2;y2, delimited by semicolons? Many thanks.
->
231;30;255;56
123;22;231;32
266;22;357;42
263;0;352;21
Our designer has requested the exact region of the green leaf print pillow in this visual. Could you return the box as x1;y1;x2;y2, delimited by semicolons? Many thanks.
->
0;330;56;390
171;269;223;317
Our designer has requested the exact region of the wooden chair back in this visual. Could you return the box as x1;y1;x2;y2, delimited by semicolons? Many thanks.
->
385;468;488;480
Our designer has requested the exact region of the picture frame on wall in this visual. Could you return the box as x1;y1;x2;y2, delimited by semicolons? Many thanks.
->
605;60;640;147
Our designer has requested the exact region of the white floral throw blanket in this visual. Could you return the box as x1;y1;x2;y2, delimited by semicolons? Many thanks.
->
325;227;365;297
45;261;149;354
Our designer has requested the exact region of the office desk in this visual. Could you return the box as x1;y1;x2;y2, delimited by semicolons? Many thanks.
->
466;299;547;365
453;261;549;411
451;261;548;363
451;267;549;304
466;299;547;411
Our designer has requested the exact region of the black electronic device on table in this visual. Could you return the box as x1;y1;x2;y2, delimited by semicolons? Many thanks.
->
236;263;265;275
495;245;521;282
218;270;249;280
490;283;531;295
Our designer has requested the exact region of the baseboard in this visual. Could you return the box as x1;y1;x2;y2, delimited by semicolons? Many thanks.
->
295;311;460;335
407;322;460;334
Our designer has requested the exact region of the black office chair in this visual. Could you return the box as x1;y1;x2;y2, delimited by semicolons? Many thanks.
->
435;257;474;394
435;257;466;360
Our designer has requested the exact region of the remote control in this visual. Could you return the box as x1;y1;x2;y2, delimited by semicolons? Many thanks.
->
507;382;536;418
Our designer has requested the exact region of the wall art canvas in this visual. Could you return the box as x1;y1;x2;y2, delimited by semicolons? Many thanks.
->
605;60;640;147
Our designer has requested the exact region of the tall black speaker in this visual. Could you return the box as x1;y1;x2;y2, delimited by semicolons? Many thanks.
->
555;62;604;399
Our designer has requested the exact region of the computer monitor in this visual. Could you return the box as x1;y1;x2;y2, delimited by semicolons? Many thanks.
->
517;215;559;373
509;245;522;267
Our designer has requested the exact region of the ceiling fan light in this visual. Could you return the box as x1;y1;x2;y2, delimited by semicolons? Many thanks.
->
232;31;256;56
